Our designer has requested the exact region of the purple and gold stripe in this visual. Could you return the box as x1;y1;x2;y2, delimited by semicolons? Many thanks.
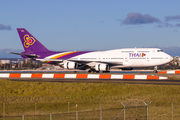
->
47;51;91;63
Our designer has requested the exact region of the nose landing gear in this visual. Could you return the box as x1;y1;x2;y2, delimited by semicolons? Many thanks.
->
153;66;158;73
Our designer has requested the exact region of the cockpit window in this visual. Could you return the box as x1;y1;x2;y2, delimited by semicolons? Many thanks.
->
157;50;163;52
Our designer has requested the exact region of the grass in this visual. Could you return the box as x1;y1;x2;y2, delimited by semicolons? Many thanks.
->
0;79;180;119
1;79;180;97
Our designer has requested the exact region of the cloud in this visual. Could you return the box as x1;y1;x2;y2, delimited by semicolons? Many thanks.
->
165;15;180;22
175;24;180;27
173;30;178;32
0;24;11;30
120;13;180;29
122;13;160;25
156;23;174;28
156;23;180;28
156;15;180;28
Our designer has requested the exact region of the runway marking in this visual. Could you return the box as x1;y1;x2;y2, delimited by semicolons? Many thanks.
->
42;74;54;78
31;74;42;78
9;73;21;78
159;77;168;80
167;71;175;74
0;73;168;80
111;75;123;79
134;75;147;79
87;74;99;79
123;75;135;79
99;74;111;79
54;74;65;78
147;75;159;79
76;74;88;78
64;74;77;78
0;73;10;78
159;70;180;74
21;74;32;78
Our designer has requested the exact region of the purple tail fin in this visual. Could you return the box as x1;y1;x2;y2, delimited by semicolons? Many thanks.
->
17;28;49;52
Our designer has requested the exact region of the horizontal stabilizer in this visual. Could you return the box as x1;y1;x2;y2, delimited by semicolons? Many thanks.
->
8;52;40;58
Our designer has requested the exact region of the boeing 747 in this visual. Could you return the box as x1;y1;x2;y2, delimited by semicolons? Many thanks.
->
10;28;173;72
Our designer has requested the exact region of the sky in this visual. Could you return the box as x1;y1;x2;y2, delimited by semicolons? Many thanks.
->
1;0;180;58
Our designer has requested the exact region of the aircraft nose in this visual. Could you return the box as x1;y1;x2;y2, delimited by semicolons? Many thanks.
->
170;56;173;61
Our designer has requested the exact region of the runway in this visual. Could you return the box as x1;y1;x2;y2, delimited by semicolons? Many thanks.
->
4;78;180;85
0;70;153;74
0;70;180;85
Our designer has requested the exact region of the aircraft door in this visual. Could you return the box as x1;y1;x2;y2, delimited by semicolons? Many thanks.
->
124;54;128;62
146;53;150;62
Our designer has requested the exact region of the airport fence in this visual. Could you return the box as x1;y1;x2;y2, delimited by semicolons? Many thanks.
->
0;96;179;119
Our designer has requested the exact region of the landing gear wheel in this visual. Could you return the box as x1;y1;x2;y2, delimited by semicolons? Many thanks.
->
88;69;98;73
103;71;110;73
153;70;158;73
153;66;158;73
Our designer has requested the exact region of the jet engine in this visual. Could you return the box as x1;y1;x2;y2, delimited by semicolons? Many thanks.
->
95;64;109;71
64;62;78;69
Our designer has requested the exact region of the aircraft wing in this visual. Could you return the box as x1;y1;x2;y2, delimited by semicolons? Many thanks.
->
68;60;123;70
36;58;63;62
68;60;123;66
36;59;123;67
8;52;123;66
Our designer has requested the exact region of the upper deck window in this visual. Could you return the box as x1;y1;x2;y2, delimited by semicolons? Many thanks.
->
121;51;134;53
137;51;149;53
157;50;163;52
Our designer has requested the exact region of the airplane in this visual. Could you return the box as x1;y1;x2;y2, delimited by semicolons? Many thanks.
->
9;28;173;72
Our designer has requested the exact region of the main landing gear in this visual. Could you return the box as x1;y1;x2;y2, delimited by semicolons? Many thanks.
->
88;68;110;73
153;66;158;73
88;69;99;73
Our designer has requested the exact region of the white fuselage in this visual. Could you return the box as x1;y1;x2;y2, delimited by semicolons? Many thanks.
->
67;48;173;68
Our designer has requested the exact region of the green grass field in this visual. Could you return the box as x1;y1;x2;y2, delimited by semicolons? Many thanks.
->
0;79;180;119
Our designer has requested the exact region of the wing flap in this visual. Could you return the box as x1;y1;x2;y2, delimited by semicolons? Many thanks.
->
36;59;63;62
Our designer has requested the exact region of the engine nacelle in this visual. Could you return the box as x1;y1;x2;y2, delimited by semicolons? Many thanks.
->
95;64;109;71
64;62;78;69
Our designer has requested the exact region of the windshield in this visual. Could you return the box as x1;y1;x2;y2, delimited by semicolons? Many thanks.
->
157;50;163;52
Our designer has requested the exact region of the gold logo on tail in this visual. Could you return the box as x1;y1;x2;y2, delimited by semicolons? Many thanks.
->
23;34;36;48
